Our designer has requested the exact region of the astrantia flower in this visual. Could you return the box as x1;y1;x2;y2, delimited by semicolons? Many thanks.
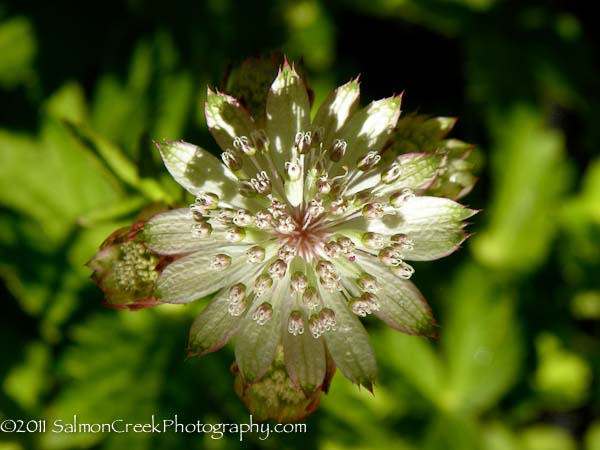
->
89;57;477;420
140;60;476;397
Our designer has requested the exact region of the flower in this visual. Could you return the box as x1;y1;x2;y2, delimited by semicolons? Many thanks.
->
141;59;476;398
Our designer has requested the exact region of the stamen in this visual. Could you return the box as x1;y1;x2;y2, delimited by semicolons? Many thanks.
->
254;210;273;229
251;129;269;153
357;151;381;171
225;226;246;242
362;202;385;220
390;261;415;279
317;175;331;194
294;131;312;154
210;254;232;270
254;274;273;295
246;246;266;263
278;244;297;262
362;232;386;250
349;293;380;317
308;314;323;338
390;188;415;207
227;283;247;316
378;247;404;267
302;287;320;309
307;199;324;217
319;308;337;331
233;135;256;156
330;198;349;215
324;241;342;259
196;192;219;210
268;259;287;279
217;208;235;225
222;149;243;171
287;310;305;335
329;139;347;162
381;162;401;184
191;221;212;238
291;272;308;293
391;233;414;251
250;171;272;195
357;273;378;293
233;209;254;227
285;159;301;180
252;302;273;325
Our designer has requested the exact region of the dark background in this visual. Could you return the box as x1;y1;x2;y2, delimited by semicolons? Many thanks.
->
1;0;599;449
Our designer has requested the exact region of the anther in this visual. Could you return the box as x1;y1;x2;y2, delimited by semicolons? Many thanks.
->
285;159;301;180
252;302;273;325
191;221;212;238
378;247;403;267
227;283;246;303
317;175;331;194
324;241;342;259
390;261;415;279
357;151;381;171
254;210;273;229
349;293;380;317
330;199;349;215
233;136;256;156
250;171;272;195
268;259;288;279
291;272;308;293
254;274;273;295
222;150;243;171
319;308;337;331
287;310;305;336
362;202;385;220
361;232;386;250
307;199;324;217
278;244;297;262
329;139;347;162
210;254;232;270
294;131;312;154
233;209;254;227
357;273;378;293
225;226;246;242
246;246;266;263
390;188;415;207
302;287;320;309
391;233;414;251
381;162;402;184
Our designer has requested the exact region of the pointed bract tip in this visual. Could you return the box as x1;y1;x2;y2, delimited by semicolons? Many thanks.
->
361;380;375;394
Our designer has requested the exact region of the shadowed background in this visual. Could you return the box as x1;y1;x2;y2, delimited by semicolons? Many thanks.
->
1;0;599;449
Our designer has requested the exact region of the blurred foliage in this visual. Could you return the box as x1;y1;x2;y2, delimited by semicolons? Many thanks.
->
0;0;598;449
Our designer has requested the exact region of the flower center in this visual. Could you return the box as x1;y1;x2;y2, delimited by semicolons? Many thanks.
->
277;207;331;261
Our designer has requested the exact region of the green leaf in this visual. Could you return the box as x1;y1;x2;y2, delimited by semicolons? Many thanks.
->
375;329;444;404
64;122;170;202
472;106;571;272
0;16;36;88
441;263;522;414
